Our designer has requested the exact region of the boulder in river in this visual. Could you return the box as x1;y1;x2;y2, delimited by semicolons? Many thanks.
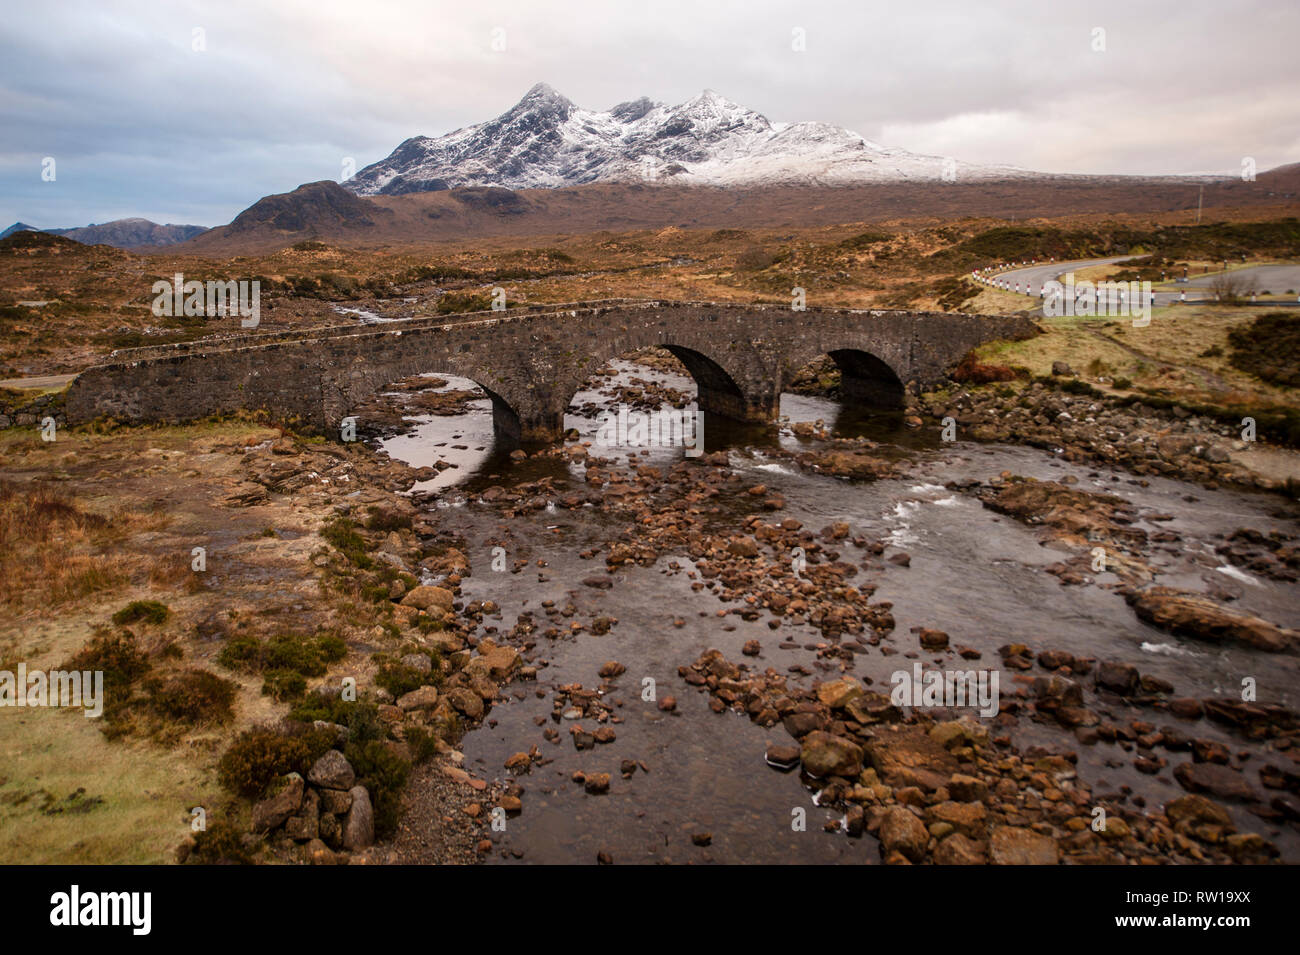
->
1128;587;1296;652
799;730;863;777
879;807;928;863
1173;761;1259;803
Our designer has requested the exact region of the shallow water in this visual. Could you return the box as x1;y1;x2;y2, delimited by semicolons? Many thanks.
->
375;360;1300;863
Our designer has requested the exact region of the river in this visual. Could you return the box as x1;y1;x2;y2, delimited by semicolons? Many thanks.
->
376;358;1300;864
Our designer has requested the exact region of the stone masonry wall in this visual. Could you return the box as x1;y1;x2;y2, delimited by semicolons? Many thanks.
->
0;389;67;431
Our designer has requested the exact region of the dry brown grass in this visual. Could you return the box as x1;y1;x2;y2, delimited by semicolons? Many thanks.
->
5;189;1296;375
0;418;354;862
147;550;205;592
0;481;167;612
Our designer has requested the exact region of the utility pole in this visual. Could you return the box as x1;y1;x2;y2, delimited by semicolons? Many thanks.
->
1196;184;1203;224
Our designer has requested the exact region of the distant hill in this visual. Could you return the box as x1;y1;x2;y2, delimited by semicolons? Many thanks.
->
183;162;1300;254
0;222;41;240
185;180;393;250
0;218;208;248
0;230;128;257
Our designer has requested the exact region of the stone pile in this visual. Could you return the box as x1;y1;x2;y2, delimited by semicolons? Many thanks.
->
252;749;374;866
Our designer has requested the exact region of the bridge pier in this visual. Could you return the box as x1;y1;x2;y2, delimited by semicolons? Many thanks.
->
516;409;562;445
695;383;780;426
485;391;524;444
660;344;778;427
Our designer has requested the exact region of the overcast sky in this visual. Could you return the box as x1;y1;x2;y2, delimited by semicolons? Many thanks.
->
2;0;1296;228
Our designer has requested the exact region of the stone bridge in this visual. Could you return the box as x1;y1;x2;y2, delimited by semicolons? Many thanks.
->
65;300;1038;443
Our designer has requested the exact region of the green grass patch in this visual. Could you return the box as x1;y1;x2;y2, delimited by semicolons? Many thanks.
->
110;600;170;626
217;630;348;680
321;516;373;568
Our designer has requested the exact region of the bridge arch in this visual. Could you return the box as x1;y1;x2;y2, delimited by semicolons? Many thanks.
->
537;326;780;441
780;334;910;411
368;369;523;443
824;348;905;407
554;342;753;424
659;345;749;419
317;338;534;443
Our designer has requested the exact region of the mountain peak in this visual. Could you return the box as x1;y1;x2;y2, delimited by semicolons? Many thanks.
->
492;82;577;131
515;82;574;110
675;88;768;132
685;89;745;110
609;96;657;123
344;84;1024;195
222;180;387;239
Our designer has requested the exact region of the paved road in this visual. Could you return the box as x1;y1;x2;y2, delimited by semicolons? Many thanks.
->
976;259;1300;307
0;373;77;390
1178;264;1300;294
975;256;1128;297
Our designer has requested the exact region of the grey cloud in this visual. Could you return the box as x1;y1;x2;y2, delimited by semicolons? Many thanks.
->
1;0;1295;226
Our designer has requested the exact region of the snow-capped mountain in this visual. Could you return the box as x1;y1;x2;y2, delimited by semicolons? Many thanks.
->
345;83;1027;195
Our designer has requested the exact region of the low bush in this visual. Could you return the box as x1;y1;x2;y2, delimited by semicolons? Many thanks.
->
261;668;307;701
287;696;385;746
265;634;328;677
1037;375;1104;398
144;668;236;724
405;726;440;762
218;631;347;679
363;507;412;532
217;726;334;798
1228;312;1300;388
320;516;372;568
345;739;411;839
952;353;1019;384
187;816;257;865
374;652;441;698
316;633;347;663
735;247;777;271
63;630;151;689
434;290;493;314
838;231;892;251
111;600;170;626
216;634;262;671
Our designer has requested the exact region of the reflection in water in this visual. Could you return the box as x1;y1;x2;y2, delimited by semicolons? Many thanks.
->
376;376;497;493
